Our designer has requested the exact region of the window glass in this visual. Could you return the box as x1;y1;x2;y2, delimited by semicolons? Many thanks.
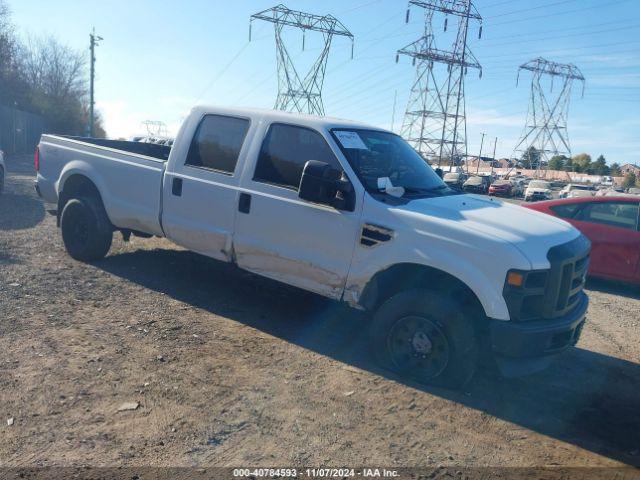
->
576;202;639;230
550;203;581;219
185;115;250;173
331;128;452;198
254;124;341;189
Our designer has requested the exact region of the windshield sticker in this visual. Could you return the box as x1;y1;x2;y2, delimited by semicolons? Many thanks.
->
334;130;368;150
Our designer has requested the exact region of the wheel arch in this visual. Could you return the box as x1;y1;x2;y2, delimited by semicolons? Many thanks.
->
57;173;107;227
358;263;488;322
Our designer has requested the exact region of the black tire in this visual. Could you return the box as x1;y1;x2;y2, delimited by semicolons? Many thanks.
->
370;289;478;389
60;196;112;261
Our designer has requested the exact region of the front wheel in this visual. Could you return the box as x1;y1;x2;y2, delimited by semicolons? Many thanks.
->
369;289;478;389
60;197;113;261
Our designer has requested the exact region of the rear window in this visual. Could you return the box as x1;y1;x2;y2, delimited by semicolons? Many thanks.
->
185;114;250;174
550;203;581;219
576;202;639;230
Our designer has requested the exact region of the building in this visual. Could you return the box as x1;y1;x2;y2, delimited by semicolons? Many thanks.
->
620;163;640;176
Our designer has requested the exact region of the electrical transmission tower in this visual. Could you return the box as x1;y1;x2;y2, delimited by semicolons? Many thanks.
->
397;1;482;166
513;57;585;176
249;4;354;116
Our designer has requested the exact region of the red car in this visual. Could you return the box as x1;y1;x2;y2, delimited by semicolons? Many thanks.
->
524;196;640;285
488;180;513;197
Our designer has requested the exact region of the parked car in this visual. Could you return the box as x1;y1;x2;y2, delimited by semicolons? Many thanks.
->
442;171;466;190
524;196;640;285
0;148;4;194
35;105;590;385
559;183;595;199
488;180;513;197
627;187;640;196
509;178;525;197
462;175;491;194
524;180;552;202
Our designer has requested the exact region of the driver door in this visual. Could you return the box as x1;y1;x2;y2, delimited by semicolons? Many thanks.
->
232;123;363;299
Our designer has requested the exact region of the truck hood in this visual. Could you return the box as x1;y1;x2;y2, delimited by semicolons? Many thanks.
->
393;194;580;269
526;187;551;194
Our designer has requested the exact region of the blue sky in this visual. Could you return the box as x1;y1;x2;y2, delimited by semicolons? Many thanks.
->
9;0;640;164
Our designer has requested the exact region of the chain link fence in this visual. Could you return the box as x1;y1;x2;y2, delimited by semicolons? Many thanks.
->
0;105;47;154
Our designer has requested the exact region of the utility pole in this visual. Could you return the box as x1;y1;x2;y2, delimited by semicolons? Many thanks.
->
89;28;103;137
476;132;485;175
490;136;497;177
390;89;398;132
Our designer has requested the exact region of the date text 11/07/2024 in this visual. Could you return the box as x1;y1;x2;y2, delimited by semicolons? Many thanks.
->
232;468;400;478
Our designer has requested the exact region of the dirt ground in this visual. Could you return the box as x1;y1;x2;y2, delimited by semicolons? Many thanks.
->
1;154;639;469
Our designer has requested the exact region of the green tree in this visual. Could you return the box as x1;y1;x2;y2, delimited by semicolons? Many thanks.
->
622;172;637;190
548;155;568;171
609;163;622;176
521;146;540;169
571;153;592;173
590;155;609;176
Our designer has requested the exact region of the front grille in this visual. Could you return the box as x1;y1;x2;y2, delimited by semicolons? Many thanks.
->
545;235;590;318
504;234;591;321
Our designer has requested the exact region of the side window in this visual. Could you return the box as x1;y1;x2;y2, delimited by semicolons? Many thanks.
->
185;115;250;174
253;124;341;190
550;203;581;219
575;202;640;230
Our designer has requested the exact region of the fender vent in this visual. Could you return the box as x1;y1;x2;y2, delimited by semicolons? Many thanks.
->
361;224;394;248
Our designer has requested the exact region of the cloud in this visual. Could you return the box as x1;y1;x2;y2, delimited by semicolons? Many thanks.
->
96;100;146;139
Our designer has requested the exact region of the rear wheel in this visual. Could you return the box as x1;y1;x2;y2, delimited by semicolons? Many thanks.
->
370;289;478;389
60;196;112;261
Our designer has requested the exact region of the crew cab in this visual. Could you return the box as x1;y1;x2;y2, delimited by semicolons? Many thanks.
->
35;106;590;386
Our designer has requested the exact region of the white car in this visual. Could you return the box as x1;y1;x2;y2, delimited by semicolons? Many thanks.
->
0;149;5;194
35;106;590;386
524;180;552;202
559;184;595;199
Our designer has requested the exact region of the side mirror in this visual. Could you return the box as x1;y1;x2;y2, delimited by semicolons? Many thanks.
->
299;160;355;211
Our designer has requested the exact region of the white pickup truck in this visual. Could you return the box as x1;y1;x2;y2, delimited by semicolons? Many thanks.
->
35;106;590;387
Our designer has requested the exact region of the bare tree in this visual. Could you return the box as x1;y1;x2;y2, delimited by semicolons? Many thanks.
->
22;35;87;100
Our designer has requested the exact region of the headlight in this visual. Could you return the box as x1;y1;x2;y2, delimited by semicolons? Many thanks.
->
503;269;550;321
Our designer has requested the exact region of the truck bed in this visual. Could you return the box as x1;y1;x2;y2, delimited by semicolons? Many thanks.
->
61;136;171;161
37;134;169;237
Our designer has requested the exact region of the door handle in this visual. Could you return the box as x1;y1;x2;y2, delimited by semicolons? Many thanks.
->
238;192;251;214
172;177;183;196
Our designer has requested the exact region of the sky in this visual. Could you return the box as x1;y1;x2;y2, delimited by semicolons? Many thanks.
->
8;0;640;165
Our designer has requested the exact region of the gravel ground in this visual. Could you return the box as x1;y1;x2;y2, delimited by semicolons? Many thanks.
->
1;154;639;469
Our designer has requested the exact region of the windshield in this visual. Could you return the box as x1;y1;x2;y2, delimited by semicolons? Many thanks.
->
529;181;550;189
331;129;452;198
444;173;460;181
466;177;482;185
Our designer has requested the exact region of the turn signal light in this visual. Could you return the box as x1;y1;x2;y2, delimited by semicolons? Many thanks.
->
507;271;524;287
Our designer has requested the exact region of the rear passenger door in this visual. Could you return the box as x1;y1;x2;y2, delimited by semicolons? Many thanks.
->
233;123;363;299
162;114;251;261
